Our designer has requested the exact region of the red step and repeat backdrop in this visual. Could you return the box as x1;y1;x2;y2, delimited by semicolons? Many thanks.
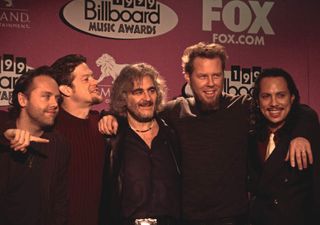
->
1;0;319;114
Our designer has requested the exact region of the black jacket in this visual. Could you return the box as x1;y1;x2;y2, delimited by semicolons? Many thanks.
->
99;117;181;225
0;111;70;225
248;105;320;225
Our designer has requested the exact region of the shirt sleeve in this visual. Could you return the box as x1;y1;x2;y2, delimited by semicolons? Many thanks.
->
290;104;319;139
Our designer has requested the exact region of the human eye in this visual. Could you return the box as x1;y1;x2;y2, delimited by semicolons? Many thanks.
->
198;74;207;80
88;74;95;81
260;93;269;99
132;89;143;95
42;93;51;100
277;92;286;98
82;76;89;82
149;87;156;94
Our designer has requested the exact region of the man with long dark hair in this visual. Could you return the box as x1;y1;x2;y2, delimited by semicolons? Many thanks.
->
248;68;320;225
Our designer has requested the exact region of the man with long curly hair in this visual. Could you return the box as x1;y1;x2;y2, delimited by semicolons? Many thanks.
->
100;63;181;225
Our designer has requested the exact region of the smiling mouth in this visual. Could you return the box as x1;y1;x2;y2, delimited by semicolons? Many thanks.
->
138;104;155;113
203;90;216;96
267;108;283;117
139;105;154;110
139;101;153;107
91;89;99;94
45;111;57;117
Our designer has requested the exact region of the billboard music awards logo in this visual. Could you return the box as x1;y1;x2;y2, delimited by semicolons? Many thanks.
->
0;0;31;29
224;65;261;95
60;0;178;39
0;54;31;106
95;53;128;104
202;0;275;46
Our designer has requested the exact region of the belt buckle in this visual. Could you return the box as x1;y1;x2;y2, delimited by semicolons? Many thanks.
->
134;218;157;225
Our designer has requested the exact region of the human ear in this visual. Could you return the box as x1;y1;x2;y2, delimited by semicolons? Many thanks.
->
184;73;191;83
17;92;28;108
59;85;72;97
290;94;295;103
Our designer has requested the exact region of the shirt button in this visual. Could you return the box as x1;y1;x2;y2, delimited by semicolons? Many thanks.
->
273;199;279;205
284;178;289;183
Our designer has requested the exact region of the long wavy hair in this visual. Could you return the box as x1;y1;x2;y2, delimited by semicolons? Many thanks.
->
110;63;167;116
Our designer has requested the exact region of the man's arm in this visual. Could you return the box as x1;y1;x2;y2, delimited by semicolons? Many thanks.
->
298;106;320;223
3;129;49;152
98;114;119;135
286;105;319;170
98;98;179;135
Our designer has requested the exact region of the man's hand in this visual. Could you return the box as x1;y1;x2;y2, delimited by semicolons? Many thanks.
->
285;137;313;170
98;115;118;135
4;129;49;153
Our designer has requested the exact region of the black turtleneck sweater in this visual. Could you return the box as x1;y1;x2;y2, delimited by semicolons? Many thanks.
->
160;94;251;220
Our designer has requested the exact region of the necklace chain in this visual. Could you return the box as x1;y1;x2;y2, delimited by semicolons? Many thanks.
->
131;119;155;133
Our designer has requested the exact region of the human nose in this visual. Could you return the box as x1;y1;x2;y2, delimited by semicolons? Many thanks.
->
142;91;151;100
207;75;214;86
50;96;59;108
270;95;278;106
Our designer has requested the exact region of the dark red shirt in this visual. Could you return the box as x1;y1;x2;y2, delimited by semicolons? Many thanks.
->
54;108;106;225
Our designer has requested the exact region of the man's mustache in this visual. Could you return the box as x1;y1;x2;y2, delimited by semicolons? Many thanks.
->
138;100;154;107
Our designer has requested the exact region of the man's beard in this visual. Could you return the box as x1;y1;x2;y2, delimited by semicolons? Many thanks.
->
127;101;155;123
26;108;57;129
91;96;103;105
194;95;220;111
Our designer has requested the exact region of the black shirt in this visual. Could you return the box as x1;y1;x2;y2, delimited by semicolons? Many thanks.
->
0;111;70;225
120;126;180;219
161;94;250;220
1;149;42;225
